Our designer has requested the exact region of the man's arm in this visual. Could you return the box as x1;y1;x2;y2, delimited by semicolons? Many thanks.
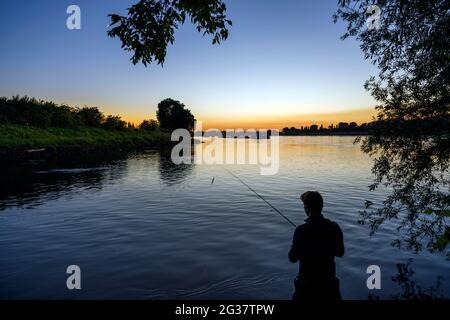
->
335;224;345;257
288;228;301;263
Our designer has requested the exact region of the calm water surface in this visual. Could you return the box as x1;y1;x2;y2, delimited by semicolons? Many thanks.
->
0;136;448;299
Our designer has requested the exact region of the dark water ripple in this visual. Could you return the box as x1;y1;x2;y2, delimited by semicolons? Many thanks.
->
0;137;448;299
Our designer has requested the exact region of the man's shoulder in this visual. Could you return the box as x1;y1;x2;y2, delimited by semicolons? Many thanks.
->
295;216;341;231
294;223;308;236
323;218;342;231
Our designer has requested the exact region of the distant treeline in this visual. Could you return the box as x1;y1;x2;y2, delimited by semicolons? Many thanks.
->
281;122;372;136
0;96;159;131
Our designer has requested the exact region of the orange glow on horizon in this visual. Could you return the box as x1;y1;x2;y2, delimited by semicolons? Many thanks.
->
118;108;377;130
195;108;377;130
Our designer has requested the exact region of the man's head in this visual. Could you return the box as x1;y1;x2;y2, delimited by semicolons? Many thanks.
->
300;191;323;217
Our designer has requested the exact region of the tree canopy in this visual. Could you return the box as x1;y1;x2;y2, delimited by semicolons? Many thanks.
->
335;0;450;256
139;119;159;131
157;98;195;131
108;0;231;66
0;96;130;131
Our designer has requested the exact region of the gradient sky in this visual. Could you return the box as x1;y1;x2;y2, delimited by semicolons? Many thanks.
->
0;0;378;129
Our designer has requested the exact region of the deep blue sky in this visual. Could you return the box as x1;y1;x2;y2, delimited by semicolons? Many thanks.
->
0;0;377;128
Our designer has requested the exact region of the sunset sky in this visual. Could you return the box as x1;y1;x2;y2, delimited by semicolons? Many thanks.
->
0;0;378;129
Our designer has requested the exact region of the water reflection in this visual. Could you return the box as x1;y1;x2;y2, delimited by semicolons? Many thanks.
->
368;259;445;300
0;149;195;211
0;138;448;299
391;259;445;300
0;157;128;211
158;149;194;185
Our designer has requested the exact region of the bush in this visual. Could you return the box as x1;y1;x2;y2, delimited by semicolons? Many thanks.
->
0;96;169;134
77;107;104;127
0;96;132;131
0;96;49;126
139;119;158;131
156;98;195;131
102;115;127;130
51;104;80;128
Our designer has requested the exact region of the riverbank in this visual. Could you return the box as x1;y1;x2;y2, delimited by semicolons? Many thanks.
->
280;131;369;136
0;124;172;163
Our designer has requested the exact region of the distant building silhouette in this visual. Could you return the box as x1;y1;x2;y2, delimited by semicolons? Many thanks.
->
281;122;371;136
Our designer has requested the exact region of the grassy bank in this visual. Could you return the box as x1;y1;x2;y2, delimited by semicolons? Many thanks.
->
0;124;172;162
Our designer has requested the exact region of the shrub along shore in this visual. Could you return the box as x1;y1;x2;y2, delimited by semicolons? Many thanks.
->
0;124;172;163
0;96;172;163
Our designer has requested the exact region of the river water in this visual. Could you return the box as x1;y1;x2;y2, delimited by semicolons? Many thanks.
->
0;136;448;299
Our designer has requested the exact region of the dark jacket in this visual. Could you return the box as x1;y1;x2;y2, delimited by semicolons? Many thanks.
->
288;214;344;281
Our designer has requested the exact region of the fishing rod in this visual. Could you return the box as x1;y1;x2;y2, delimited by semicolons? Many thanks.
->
223;168;297;228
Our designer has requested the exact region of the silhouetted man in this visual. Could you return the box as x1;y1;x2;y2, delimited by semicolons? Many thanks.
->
288;191;344;301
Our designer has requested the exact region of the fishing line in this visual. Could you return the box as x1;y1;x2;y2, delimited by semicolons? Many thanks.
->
223;167;297;228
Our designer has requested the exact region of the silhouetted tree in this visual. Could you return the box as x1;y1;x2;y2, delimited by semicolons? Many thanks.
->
77;107;105;127
0;96;48;127
108;0;232;66
0;96;81;128
51;104;80;128
139;119;159;130
102;115;127;130
156;98;195;131
335;0;450;256
0;96;144;133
